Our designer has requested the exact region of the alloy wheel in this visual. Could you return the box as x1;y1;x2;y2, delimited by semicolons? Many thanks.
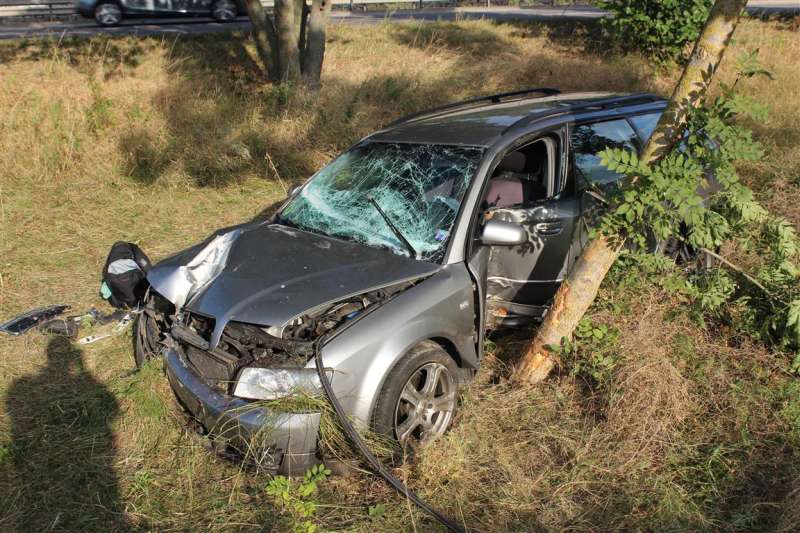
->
95;3;122;26
393;362;456;447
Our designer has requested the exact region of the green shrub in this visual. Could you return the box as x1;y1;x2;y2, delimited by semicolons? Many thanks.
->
266;464;332;533
598;0;713;63
598;52;800;367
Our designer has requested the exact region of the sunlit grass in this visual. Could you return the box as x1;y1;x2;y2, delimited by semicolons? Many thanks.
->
0;16;798;531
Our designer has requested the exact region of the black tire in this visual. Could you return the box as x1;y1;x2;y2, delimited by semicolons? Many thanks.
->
371;341;459;449
133;293;171;368
211;0;237;22
655;235;714;272
94;2;122;26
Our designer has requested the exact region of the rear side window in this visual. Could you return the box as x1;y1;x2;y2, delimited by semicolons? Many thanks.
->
571;119;639;191
629;112;663;143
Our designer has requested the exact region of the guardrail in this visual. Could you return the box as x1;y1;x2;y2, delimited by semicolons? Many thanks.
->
0;0;75;19
0;0;566;22
0;0;456;21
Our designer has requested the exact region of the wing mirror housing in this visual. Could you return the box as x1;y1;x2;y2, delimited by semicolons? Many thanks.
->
481;219;527;246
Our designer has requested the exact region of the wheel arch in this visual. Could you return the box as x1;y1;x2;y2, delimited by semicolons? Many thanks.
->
363;334;465;424
428;336;463;367
319;329;467;428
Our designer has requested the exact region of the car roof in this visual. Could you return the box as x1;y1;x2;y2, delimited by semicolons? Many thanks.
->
369;90;666;147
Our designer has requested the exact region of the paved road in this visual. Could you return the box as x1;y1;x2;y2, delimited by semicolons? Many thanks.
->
0;2;797;41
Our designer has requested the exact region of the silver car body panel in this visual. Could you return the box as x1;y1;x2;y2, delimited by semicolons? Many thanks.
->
313;264;478;425
148;222;441;348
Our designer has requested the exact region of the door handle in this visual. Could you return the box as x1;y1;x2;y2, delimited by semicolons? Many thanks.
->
534;222;564;236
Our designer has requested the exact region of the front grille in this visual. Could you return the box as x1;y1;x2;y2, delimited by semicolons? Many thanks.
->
185;346;233;390
177;313;241;393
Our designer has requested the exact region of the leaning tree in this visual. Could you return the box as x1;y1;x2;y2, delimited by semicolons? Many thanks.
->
244;0;332;85
514;0;750;383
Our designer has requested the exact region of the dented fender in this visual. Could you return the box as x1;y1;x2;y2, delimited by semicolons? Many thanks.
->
313;264;477;425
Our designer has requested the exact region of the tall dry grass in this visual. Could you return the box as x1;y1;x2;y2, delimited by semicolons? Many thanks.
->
0;16;798;531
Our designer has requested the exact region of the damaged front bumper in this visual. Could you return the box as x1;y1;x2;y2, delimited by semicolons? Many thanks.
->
163;348;321;474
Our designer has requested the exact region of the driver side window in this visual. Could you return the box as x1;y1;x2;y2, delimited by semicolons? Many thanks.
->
484;137;555;210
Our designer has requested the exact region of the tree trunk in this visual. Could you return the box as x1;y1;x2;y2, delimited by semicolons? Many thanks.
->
244;0;330;86
244;0;280;80
298;0;310;60
515;236;621;382
514;0;749;384
302;0;333;85
273;0;303;82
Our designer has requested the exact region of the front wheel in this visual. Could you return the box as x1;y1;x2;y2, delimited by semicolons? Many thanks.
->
94;2;122;26
133;293;171;368
371;341;459;449
211;0;237;22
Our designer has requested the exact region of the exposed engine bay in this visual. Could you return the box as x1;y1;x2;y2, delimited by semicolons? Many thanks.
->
150;280;417;396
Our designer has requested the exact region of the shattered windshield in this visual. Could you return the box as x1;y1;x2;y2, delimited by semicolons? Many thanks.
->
279;142;484;262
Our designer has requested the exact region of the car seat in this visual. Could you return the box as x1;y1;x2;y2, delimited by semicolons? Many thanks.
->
486;152;527;208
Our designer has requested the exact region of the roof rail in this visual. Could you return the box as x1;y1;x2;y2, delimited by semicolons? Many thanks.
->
571;93;664;111
386;87;561;128
502;93;665;135
484;87;561;103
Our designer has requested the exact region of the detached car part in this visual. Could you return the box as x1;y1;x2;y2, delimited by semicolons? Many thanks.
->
0;305;70;336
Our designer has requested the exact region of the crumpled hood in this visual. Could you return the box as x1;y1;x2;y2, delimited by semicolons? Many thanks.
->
148;222;439;347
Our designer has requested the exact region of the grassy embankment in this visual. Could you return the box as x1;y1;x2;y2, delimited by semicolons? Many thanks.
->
0;16;798;531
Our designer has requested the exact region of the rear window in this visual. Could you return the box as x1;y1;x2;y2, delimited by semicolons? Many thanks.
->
629;112;662;143
571;119;639;191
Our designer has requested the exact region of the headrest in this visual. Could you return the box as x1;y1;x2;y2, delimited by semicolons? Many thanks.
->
496;151;526;173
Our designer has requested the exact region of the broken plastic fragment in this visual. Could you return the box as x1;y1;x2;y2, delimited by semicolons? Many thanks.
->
77;312;133;344
0;305;70;336
37;318;79;338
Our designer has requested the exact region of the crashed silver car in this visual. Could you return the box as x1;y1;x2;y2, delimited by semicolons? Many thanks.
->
138;89;672;473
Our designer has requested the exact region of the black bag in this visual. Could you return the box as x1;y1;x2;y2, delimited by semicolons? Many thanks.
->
101;242;152;309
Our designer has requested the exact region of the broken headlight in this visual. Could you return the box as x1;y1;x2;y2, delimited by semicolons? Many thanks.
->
233;367;332;401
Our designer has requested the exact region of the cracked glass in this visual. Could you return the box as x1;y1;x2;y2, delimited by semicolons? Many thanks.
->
279;142;484;262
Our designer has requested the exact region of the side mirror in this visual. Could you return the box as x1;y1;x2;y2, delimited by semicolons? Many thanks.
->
481;219;527;246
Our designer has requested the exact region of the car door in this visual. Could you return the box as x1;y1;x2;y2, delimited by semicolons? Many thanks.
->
171;0;213;13
570;118;642;247
482;127;581;328
122;0;174;14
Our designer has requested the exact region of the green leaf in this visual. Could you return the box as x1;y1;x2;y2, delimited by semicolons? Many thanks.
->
369;503;387;519
786;300;800;346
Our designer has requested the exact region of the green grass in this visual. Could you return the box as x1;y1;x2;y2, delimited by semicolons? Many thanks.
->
0;17;798;532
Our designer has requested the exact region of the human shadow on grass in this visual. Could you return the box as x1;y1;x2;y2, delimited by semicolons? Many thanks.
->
5;337;131;532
